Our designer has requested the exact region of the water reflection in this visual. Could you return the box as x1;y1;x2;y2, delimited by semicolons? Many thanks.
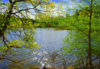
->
0;28;68;69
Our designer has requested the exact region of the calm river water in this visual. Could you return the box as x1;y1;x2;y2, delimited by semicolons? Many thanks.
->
36;28;68;52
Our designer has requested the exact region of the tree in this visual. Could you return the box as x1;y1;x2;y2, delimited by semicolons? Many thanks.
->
0;0;55;37
88;0;93;69
0;0;55;65
63;0;100;69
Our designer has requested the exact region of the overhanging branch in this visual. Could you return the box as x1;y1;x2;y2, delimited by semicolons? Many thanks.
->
12;7;37;14
12;1;42;15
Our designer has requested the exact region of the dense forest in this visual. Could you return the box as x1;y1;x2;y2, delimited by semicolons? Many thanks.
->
0;0;100;69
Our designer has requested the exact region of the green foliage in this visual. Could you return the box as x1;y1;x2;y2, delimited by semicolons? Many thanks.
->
0;46;7;52
22;29;39;49
63;31;88;58
62;0;100;67
0;0;100;68
8;40;24;48
0;0;56;59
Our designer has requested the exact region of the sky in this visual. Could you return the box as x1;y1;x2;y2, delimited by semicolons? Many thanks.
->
52;0;68;3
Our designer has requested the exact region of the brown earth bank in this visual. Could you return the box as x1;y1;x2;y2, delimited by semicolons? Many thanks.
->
9;64;100;69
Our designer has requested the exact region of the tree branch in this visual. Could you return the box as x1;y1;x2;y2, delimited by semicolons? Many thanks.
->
12;1;42;15
9;0;12;3
12;7;36;14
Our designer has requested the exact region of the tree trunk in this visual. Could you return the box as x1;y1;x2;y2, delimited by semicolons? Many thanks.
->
81;58;85;69
86;57;88;69
63;62;66;69
88;0;93;69
0;1;15;37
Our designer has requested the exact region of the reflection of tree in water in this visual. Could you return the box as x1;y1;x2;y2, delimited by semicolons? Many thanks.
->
43;65;47;69
0;48;41;69
0;28;69;69
35;50;75;69
0;29;40;69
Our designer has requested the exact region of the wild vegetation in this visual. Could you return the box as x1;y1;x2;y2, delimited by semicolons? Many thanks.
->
0;0;100;69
